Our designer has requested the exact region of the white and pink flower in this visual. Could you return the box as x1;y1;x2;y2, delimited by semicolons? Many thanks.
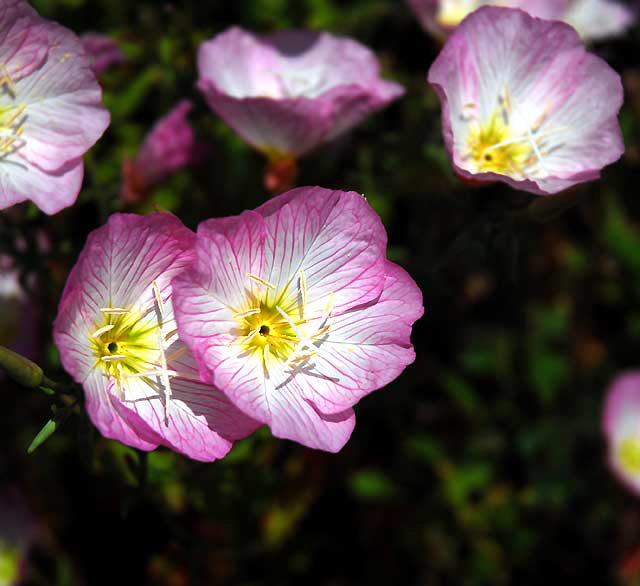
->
53;213;259;461
427;6;624;195
197;27;404;161
409;0;634;41
0;0;110;215
603;371;640;496
172;187;423;452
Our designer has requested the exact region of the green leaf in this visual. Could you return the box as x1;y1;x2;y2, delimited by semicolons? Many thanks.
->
27;419;58;454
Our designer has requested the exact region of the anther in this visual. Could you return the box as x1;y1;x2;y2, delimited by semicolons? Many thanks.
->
92;324;115;338
246;273;276;289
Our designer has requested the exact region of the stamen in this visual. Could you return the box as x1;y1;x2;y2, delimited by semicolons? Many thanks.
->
100;307;130;315
0;65;16;96
299;269;308;308
234;308;262;319
164;328;178;341
101;355;126;362
165;346;187;363
152;281;172;425
246;273;276;289
275;305;303;340
92;324;115;338
125;369;180;378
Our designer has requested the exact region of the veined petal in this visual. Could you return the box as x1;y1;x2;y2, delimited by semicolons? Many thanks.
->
255;187;387;314
83;370;161;451
16;21;110;173
0;156;83;216
284;261;423;414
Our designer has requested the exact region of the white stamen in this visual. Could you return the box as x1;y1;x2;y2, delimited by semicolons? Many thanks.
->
152;281;172;425
92;324;115;338
234;308;261;319
101;355;126;362
299;269;308;309
100;307;130;315
275;305;303;340
246;273;276;289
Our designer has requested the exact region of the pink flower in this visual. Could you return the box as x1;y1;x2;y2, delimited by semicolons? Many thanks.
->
53;213;259;461
563;0;635;41
81;32;125;76
409;0;634;41
172;187;423;452
409;0;563;38
121;100;199;204
603;371;640;496
427;6;624;195
0;0;110;215
197;27;404;161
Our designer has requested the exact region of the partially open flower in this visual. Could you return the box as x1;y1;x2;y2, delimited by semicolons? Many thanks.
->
427;6;623;195
409;0;634;42
0;0;110;215
53;213;259;461
603;371;640;496
81;32;125;77
172;187;423;452
197;27;404;162
121;100;199;204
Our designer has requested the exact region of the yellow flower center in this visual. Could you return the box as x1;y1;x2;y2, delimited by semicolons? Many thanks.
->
618;436;640;476
0;65;27;157
466;111;532;176
437;0;476;27
232;271;333;374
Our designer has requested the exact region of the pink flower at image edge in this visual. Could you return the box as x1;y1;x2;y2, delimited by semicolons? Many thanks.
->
0;0;110;215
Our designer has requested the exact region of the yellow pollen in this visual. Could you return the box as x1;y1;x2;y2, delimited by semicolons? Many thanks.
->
618;436;640;475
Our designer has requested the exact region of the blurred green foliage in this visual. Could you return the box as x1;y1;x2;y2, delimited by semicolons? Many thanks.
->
1;1;640;585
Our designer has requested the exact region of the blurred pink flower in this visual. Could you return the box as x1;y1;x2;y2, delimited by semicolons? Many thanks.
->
0;255;38;366
197;27;404;161
428;6;623;195
53;213;259;461
0;0;110;215
121;100;199;204
603;371;640;496
409;0;634;41
172;187;423;452
81;32;125;76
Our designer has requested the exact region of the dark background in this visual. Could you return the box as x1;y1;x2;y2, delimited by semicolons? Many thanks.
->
2;1;640;584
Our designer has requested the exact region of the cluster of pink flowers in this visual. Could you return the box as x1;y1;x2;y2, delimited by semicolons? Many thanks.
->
0;0;634;478
54;190;423;457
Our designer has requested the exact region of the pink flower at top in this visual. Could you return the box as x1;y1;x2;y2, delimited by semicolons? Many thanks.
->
0;0;110;215
603;371;640;496
121;100;199;204
172;187;423;452
53;213;259;461
427;6;624;195
197;27;404;161
409;0;634;42
563;0;635;42
81;32;125;77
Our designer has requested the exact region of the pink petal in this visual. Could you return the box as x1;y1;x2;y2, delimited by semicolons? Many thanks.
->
428;6;624;195
17;21;110;173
